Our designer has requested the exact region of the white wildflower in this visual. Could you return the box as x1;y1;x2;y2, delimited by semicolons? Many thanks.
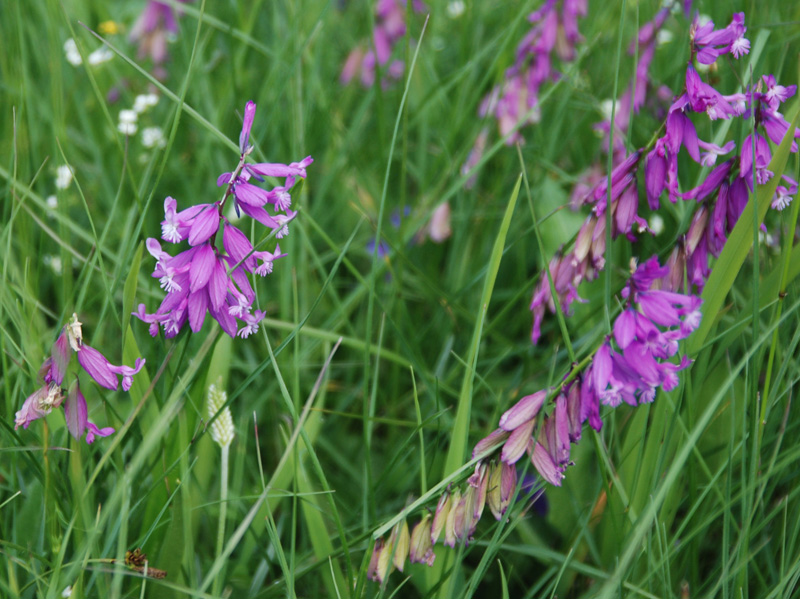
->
55;165;74;190
119;109;138;124
87;46;113;65
44;255;64;276
46;195;58;209
141;127;166;149
656;29;673;46
447;1;465;18
64;39;82;66
133;93;159;113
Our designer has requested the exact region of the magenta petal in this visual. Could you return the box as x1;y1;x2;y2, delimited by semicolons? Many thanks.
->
592;342;613;394
235;182;271;207
210;304;238;338
217;172;232;186
531;442;563;486
499;390;547;431
614;309;636;349
188;289;209;332
49;332;72;385
189;244;215;292
86;421;114;444
238;202;280;229
187;206;220;246
239;101;256;153
208;258;228;311
65;383;88;440
77;345;119;390
645;149;666;210
500;417;536;464
472;428;510;458
247;161;307;179
223;224;256;270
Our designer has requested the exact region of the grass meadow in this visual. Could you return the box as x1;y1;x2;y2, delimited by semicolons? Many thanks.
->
2;0;800;597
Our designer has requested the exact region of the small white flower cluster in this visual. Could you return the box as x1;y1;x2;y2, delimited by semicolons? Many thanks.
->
141;127;166;149
118;109;138;135
63;38;113;67
117;94;161;138
207;381;235;448
55;165;74;190
44;255;64;276
447;1;465;18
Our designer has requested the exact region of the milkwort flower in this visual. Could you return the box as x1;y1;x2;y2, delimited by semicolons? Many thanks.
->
461;0;587;188
370;256;701;583
14;314;145;443
497;256;698;485
130;0;191;77
341;0;427;88
652;69;798;292
134;101;312;339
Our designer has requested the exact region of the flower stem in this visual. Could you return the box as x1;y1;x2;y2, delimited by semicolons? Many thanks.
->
212;443;230;596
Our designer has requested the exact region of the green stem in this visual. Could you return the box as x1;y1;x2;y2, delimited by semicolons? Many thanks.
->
212;444;230;596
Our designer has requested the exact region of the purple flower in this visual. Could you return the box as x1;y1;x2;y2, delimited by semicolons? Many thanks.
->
772;176;797;211
137;102;310;339
691;12;749;64
698;140;736;167
77;344;145;391
340;0;426;88
239;100;256;153
129;0;191;68
740;133;774;189
14;314;144;443
762;75;797;111
15;384;64;431
684;64;740;120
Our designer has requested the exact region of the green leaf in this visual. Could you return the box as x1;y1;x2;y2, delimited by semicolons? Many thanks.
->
443;175;521;477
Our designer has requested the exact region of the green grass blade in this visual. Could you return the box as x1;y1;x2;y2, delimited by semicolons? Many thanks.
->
443;175;520;477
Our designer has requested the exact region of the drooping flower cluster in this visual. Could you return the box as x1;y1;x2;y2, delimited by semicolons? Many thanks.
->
529;11;794;343
461;0;587;186
371;257;701;582
644;15;796;292
15;314;145;444
129;0;191;78
530;150;646;343
134;101;312;339
341;0;427;88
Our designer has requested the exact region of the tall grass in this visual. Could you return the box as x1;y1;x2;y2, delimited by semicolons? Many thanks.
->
2;0;800;597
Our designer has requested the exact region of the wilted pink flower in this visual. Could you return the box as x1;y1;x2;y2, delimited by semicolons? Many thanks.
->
14;314;144;443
